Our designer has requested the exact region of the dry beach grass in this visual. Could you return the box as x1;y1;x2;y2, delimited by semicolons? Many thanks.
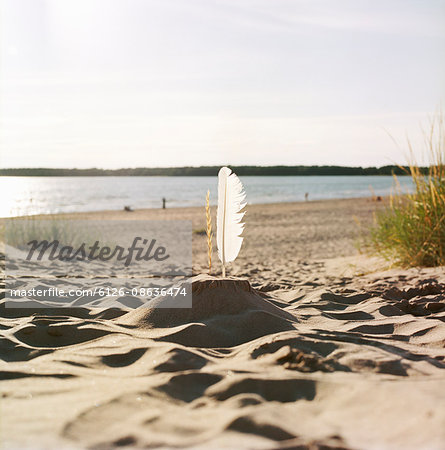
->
1;197;445;449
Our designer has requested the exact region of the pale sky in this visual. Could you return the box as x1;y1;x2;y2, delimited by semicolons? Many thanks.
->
1;0;444;169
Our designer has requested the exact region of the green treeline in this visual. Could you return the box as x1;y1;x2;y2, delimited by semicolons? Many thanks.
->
0;165;421;177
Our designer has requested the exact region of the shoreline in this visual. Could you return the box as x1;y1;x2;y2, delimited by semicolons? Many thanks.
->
6;194;388;220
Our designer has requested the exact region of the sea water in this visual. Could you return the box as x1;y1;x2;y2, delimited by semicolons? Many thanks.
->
0;175;414;217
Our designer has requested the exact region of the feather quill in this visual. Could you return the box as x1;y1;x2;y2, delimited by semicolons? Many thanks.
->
217;167;246;276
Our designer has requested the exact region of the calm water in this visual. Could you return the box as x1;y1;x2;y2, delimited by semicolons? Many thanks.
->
1;176;414;217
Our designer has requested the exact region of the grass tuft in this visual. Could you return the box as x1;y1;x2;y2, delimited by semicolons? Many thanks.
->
205;190;213;273
369;114;445;267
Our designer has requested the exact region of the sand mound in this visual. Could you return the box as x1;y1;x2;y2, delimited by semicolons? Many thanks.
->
118;275;297;347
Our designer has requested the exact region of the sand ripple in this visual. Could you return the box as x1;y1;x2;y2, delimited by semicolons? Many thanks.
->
1;270;445;449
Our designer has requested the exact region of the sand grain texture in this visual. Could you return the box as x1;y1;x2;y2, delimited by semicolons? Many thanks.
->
1;199;445;449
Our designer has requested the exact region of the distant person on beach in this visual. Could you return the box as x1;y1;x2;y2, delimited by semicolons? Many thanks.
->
162;197;166;209
305;192;309;201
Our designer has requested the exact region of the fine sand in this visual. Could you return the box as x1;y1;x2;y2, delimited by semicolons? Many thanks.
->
1;197;445;449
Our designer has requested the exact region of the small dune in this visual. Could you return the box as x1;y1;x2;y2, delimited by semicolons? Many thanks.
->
119;276;296;347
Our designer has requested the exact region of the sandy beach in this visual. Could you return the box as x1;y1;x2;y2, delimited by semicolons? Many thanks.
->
1;197;445;449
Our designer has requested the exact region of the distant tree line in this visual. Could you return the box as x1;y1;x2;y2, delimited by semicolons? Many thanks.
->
0;165;423;177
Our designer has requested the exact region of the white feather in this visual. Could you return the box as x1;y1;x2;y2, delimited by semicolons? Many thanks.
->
217;167;246;270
